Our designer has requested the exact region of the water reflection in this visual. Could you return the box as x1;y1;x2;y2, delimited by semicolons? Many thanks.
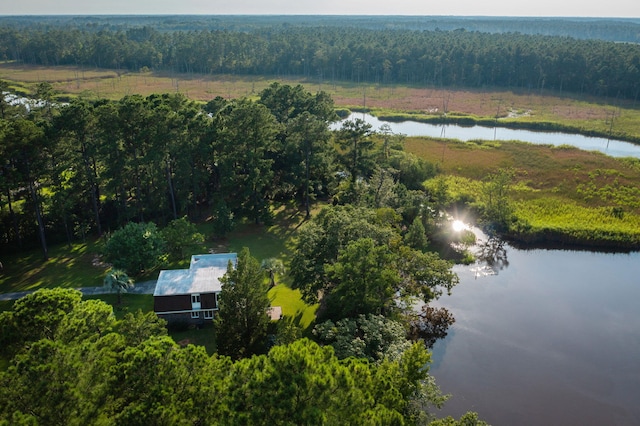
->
474;237;509;277
334;113;640;159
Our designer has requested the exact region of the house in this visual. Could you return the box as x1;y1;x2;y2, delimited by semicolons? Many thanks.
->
153;253;237;324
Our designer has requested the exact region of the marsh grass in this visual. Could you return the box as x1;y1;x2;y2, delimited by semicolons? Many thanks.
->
4;62;640;140
413;137;640;247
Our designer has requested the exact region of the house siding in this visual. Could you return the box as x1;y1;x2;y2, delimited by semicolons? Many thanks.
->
201;293;218;310
154;294;191;313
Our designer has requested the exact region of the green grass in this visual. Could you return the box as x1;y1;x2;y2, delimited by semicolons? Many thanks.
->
268;284;319;332
512;198;640;247
226;203;310;264
0;239;106;293
434;169;640;248
168;323;217;355
83;293;154;320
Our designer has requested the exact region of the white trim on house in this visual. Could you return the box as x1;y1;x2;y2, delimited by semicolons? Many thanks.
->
155;308;219;316
191;293;201;310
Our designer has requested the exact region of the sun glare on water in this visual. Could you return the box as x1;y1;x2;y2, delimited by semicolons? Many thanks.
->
452;220;467;232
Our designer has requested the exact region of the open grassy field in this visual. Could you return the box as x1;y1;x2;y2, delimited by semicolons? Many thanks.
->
3;62;640;140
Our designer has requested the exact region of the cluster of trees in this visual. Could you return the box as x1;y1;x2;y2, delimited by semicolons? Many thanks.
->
0;82;436;258
102;218;204;276
0;73;489;421
290;205;458;318
0;288;490;425
1;24;640;99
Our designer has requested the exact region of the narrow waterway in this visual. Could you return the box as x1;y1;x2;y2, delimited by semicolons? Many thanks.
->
335;113;640;159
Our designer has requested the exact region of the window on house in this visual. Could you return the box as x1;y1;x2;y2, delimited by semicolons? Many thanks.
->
204;310;214;319
191;311;200;319
191;294;201;304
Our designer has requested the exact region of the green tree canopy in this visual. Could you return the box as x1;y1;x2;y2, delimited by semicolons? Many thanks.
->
336;118;376;182
161;216;205;260
323;237;401;320
290;204;397;304
214;247;271;360
482;167;515;231
0;291;476;426
290;205;457;320
0;288;82;359
313;314;411;362
103;221;166;276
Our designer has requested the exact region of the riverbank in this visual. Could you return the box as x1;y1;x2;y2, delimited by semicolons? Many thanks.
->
372;110;640;145
414;138;640;251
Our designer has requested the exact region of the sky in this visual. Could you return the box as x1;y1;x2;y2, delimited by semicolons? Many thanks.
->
0;0;639;18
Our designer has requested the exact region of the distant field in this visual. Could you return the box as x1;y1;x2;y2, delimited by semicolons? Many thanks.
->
3;62;640;139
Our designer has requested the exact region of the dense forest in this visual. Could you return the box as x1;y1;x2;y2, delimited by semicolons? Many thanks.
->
1;15;640;42
1;18;640;100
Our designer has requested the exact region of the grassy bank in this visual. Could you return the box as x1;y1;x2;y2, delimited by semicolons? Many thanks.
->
412;137;640;249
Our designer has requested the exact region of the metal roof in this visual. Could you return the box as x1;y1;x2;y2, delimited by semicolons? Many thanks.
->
153;253;237;296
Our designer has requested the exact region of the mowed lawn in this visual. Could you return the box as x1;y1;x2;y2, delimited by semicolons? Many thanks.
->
1;202;319;354
0;239;107;293
268;284;318;332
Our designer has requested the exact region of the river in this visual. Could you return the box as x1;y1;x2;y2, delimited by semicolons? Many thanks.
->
335;113;640;159
334;115;640;424
430;237;640;425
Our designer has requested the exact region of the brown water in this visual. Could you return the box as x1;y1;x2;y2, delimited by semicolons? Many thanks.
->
430;245;640;425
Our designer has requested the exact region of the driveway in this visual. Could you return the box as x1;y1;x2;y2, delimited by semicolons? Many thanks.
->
0;280;157;301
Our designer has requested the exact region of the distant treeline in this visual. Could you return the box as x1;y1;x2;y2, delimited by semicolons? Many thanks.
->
2;24;640;100
1;15;640;42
